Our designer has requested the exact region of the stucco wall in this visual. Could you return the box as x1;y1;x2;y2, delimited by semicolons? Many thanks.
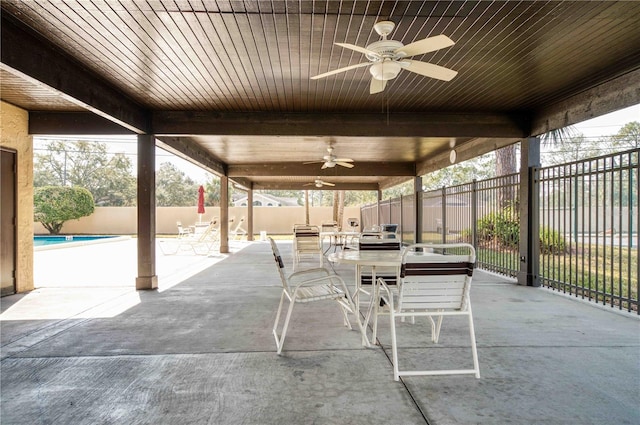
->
1;101;34;293
34;206;362;235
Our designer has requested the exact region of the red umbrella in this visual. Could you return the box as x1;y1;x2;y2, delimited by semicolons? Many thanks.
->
197;185;205;222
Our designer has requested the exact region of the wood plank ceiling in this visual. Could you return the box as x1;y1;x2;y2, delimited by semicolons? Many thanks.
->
1;1;639;190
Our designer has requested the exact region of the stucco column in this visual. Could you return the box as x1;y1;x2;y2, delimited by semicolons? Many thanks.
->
136;134;157;290
219;175;229;253
517;137;541;286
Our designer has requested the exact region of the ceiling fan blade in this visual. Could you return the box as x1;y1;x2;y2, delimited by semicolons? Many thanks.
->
402;60;458;81
321;163;329;169
336;162;355;168
323;182;336;187
334;158;354;162
396;34;455;57
370;78;387;94
335;42;380;58
310;62;371;80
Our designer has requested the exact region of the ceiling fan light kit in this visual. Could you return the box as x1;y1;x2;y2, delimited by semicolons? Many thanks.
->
370;61;402;80
311;20;457;94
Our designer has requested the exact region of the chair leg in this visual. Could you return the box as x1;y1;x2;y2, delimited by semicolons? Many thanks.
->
272;292;287;352
273;293;297;355
336;299;352;329
343;291;370;347
389;312;400;381
467;307;481;378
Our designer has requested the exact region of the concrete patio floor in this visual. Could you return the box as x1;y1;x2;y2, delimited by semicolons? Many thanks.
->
1;239;639;424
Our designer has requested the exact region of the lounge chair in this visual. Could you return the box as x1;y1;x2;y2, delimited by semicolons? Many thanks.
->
160;219;220;255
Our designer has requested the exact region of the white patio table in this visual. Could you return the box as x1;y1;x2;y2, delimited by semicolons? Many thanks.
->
327;250;403;344
327;249;444;344
320;231;360;253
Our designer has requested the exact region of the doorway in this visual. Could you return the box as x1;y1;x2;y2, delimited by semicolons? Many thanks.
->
1;148;17;296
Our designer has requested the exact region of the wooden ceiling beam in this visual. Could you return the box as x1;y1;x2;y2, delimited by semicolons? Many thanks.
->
416;138;520;177
531;69;640;137
252;182;380;191
29;112;135;135
1;14;149;134
156;137;226;176
228;162;415;177
152;111;529;138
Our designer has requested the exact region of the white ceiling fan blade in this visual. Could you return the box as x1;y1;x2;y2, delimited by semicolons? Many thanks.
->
370;78;387;94
323;182;336;187
335;42;380;58
402;60;458;81
396;34;455;57
336;162;355;168
334;158;353;163
321;162;329;169
310;62;371;80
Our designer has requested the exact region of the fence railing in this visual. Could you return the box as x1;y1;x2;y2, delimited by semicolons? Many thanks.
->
361;148;639;313
537;149;638;312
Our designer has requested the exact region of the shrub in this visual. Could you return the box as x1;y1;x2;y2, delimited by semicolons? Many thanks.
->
540;226;567;254
476;205;519;249
34;186;95;234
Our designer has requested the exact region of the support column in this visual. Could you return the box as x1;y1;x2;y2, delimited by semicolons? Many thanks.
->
518;137;541;286
414;176;423;244
136;134;157;290
247;187;254;241
219;175;229;253
376;189;382;227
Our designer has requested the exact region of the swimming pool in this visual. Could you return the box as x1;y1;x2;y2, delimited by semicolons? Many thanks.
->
34;235;120;247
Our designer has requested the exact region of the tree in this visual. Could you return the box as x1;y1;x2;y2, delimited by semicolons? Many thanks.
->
204;175;237;206
156;162;200;206
34;140;136;206
611;121;639;150
494;144;518;207
34;186;95;234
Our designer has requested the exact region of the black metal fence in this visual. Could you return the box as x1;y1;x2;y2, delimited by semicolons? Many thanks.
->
538;149;638;312
361;148;639;313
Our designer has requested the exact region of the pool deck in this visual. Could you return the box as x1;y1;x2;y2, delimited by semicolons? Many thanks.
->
1;238;639;424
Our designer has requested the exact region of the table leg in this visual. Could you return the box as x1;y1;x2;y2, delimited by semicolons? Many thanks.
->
363;266;379;344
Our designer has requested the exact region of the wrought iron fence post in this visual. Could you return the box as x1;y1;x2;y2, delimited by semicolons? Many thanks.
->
472;179;478;249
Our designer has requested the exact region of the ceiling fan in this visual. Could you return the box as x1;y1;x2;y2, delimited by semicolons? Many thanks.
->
304;146;354;169
304;178;336;188
311;20;457;94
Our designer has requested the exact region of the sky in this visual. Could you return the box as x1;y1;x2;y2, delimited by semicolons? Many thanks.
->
33;104;639;183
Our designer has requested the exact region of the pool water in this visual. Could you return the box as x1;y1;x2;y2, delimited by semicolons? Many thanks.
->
34;235;117;247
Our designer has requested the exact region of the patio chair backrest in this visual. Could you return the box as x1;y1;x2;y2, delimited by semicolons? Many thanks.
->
359;235;401;251
400;243;475;311
269;238;289;292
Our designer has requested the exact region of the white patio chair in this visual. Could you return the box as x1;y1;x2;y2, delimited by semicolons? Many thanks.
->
230;216;248;240
269;238;366;354
160;219;220;255
375;243;480;381
292;224;323;269
355;234;402;312
176;221;193;238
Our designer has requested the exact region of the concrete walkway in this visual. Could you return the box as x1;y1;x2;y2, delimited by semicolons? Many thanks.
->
1;239;639;424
